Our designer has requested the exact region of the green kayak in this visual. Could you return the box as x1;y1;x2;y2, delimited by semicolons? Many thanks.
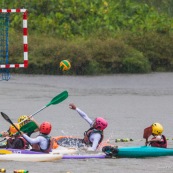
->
102;146;173;158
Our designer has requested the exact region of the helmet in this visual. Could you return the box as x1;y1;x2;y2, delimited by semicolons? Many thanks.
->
18;115;28;127
93;117;108;130
152;123;163;135
9;123;20;136
39;122;52;135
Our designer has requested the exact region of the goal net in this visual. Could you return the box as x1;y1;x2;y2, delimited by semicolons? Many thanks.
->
0;9;28;81
0;12;10;80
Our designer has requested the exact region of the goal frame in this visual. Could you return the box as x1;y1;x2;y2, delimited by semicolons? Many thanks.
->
0;9;28;69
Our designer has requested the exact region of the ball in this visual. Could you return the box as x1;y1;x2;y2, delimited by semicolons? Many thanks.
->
59;60;71;71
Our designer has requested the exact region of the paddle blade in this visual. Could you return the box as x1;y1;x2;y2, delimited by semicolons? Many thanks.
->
46;91;68;107
20;121;39;134
1;112;12;124
1;112;21;135
143;126;152;139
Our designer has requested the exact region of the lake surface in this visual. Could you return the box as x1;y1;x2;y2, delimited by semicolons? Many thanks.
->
0;73;173;173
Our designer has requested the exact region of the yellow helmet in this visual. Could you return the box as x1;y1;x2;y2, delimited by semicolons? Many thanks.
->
152;123;163;135
18;115;28;127
9;123;20;136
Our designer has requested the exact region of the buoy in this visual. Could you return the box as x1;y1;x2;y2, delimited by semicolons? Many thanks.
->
13;170;28;173
0;168;6;172
115;138;133;142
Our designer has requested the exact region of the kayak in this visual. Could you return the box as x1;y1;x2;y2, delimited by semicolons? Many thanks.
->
53;136;111;151
0;148;107;161
102;146;173;158
0;149;62;162
0;153;62;162
53;136;85;149
0;146;77;155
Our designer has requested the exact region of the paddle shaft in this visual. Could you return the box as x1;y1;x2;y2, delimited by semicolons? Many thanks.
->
19;105;47;125
18;90;68;125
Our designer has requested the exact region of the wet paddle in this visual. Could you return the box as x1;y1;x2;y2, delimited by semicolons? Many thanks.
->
19;90;68;125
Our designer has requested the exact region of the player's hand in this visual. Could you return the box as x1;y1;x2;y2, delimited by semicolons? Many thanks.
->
69;103;76;110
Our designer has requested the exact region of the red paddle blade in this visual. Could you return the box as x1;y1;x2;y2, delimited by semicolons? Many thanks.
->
143;126;152;139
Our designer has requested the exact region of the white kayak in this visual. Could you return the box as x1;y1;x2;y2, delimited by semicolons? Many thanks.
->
0;149;63;162
0;153;62;162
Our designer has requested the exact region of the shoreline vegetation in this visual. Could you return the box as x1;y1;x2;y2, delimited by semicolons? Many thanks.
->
3;0;173;75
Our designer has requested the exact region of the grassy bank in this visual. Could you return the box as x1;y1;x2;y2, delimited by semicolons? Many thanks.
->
10;31;173;75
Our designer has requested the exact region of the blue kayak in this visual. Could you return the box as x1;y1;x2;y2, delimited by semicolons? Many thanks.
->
102;146;173;158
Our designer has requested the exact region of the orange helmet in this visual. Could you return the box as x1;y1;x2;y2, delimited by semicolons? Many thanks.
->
9;123;20;136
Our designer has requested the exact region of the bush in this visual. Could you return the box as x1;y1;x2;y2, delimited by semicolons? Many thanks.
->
124;32;173;71
9;31;173;75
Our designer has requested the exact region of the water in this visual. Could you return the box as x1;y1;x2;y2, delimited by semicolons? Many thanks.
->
0;73;173;173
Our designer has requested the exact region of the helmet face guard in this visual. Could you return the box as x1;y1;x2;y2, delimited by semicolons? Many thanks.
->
18;115;29;127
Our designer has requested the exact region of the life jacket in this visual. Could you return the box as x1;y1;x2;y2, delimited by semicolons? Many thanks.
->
7;136;29;149
83;127;103;147
149;135;167;148
18;136;29;149
31;134;52;153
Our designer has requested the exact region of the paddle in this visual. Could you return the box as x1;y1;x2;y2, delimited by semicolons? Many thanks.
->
1;112;22;135
19;90;68;125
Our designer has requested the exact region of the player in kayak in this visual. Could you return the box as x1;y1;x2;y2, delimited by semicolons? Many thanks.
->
0;115;39;138
144;122;167;148
69;103;108;151
6;123;29;149
22;121;53;153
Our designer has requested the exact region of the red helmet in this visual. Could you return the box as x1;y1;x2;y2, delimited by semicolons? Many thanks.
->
39;122;52;135
94;117;108;130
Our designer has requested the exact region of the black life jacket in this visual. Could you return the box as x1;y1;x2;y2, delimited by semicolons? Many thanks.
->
83;127;103;147
149;135;167;148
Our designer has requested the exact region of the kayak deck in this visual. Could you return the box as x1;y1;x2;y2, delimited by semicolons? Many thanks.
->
103;146;173;158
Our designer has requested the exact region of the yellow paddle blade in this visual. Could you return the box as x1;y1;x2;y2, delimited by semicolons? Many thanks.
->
0;149;12;154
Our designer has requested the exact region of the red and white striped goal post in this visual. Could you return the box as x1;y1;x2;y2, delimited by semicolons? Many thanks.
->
0;9;28;69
